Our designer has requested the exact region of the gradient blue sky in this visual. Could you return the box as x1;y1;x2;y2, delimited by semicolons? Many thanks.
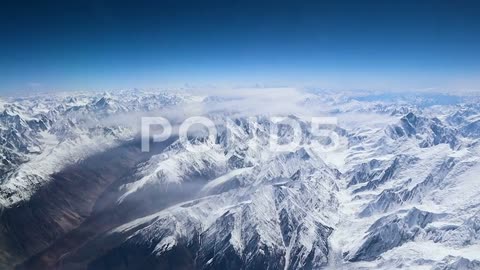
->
1;0;479;93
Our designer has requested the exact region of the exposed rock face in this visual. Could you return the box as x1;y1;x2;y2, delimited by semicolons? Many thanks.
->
433;256;480;270
386;112;459;149
348;208;442;261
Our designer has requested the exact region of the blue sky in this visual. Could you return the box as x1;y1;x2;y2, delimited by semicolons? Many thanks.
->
1;0;479;93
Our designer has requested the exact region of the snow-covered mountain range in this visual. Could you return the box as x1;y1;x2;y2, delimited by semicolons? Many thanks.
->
1;89;480;270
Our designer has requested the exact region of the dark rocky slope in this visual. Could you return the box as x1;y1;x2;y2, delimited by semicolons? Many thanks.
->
0;139;173;269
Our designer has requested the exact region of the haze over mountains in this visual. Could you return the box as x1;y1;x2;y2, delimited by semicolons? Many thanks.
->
0;89;479;269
